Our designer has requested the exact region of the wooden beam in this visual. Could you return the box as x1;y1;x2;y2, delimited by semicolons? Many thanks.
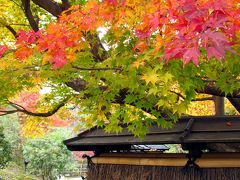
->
92;153;240;168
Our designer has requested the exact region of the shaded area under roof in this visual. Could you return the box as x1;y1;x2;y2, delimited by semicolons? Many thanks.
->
64;116;240;152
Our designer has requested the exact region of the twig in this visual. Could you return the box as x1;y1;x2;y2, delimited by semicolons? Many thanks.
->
71;64;123;71
170;90;185;100
192;97;213;101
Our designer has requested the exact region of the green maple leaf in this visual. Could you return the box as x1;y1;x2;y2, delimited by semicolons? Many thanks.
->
124;94;137;104
156;99;165;108
148;87;159;95
162;72;173;82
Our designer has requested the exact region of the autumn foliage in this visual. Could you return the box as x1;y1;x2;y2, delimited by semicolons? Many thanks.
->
0;0;239;136
1;0;239;67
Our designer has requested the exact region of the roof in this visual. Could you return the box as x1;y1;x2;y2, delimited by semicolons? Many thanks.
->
64;116;240;152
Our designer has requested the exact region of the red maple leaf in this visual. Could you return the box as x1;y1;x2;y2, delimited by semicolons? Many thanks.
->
206;31;228;47
51;50;68;69
106;0;118;7
202;30;230;60
16;30;41;45
183;47;200;65
206;46;225;61
149;11;160;31
135;30;151;40
164;47;185;61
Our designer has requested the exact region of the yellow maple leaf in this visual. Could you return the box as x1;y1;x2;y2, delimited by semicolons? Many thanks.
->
142;71;159;85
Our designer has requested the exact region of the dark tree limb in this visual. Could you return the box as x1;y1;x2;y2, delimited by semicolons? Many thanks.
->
170;90;213;102
11;0;22;8
65;78;87;92
62;0;71;10
170;91;185;100
32;0;70;17
196;85;240;98
193;97;213;101
4;25;17;37
83;32;108;62
71;64;122;71
0;96;70;117
21;0;39;31
196;84;240;113
65;77;240;118
0;109;19;116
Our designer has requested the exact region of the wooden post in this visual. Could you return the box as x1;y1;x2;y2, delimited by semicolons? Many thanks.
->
213;96;224;116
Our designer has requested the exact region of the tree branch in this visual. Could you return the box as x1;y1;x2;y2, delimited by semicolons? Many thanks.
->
192;97;213;101
170;91;213;102
0;109;19;116
32;0;70;17
10;0;23;8
170;91;185;100
83;32;108;62
71;64;123;71
0;96;70;117
196;84;240;113
65;78;87;92
4;25;17;37
196;84;240;98
62;0;71;10
21;0;39;31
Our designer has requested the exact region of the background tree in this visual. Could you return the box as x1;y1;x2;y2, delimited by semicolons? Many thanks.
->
0;113;41;179
0;114;22;166
0;126;12;169
23;130;78;180
0;0;239;150
0;111;79;179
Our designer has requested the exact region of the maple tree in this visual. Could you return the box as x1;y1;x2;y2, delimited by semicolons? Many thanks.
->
0;0;239;137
